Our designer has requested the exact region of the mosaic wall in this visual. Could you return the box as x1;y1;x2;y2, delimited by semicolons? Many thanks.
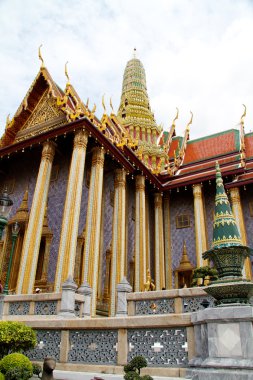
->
203;183;216;249
170;190;196;275
127;179;135;282
100;169;114;295
47;151;70;282
241;185;253;250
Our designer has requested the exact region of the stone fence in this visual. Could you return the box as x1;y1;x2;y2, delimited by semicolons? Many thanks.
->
0;283;215;377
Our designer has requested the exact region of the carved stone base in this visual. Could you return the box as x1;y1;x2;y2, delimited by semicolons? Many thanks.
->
204;280;253;305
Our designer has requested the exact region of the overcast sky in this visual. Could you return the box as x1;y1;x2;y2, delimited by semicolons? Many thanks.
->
1;0;253;140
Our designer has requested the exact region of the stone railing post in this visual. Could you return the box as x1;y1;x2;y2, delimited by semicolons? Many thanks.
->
116;277;132;317
77;281;92;318
0;295;4;319
58;276;77;318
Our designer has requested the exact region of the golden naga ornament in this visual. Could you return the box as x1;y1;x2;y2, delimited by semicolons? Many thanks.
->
144;269;155;291
38;44;45;68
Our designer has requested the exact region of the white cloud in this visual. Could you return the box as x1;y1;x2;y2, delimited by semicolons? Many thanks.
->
1;0;253;140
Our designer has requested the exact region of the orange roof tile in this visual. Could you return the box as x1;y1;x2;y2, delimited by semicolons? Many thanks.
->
245;133;253;159
183;129;240;164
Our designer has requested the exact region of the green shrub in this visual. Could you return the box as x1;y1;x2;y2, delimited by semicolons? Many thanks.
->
32;363;42;378
0;353;33;380
124;356;153;380
0;321;36;359
5;367;32;380
0;372;5;380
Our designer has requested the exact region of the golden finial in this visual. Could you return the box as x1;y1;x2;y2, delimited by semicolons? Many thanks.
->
102;94;106;113
172;107;179;125
91;103;96;114
65;61;70;85
133;47;137;58
187;111;193;130
6;114;10;126
240;104;246;124
110;97;115;113
86;98;89;108
38;44;45;68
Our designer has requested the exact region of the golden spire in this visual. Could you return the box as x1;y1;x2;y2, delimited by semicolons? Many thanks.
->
240;104;246;160
65;61;70;86
38;44;45;69
102;94;106;113
133;47;137;58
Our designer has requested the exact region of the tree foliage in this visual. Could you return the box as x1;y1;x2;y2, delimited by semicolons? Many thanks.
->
0;322;36;359
124;356;153;380
191;266;218;286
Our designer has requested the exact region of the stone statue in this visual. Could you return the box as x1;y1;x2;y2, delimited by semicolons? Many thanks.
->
41;357;56;380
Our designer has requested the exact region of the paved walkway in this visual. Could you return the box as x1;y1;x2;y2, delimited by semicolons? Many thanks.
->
51;370;184;380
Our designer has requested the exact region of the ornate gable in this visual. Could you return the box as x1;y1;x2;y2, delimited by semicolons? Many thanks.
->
14;88;66;143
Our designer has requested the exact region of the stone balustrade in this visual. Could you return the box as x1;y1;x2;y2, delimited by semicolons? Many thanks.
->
127;287;215;316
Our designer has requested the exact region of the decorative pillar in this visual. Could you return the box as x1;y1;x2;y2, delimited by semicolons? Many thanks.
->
16;141;55;294
145;194;150;274
193;184;208;268
135;175;146;291
55;130;88;291
163;194;172;289
154;193;165;290
229;187;252;279
110;168;126;316
82;146;105;317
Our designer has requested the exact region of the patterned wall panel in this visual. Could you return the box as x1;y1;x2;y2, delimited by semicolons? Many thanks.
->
68;329;118;364
170;190;196;275
128;328;188;367
26;330;61;360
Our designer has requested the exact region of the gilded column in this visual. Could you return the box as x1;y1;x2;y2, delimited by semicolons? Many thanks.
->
145;194;150;274
193;184;208;267
163;194;172;289
16;141;55;294
82;146;105;317
135;175;146;291
154;193;165;290
110;168;126;316
229;187;252;279
54;130;88;291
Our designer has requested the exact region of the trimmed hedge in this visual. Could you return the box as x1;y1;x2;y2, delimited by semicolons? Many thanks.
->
0;353;33;380
0;321;36;359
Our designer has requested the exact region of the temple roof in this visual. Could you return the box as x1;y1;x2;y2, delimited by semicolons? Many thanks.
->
183;129;240;165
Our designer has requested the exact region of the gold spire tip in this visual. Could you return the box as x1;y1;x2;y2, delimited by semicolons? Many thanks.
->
133;47;137;58
102;94;106;113
65;61;70;85
240;104;246;124
38;44;45;69
172;107;179;124
110;97;114;113
187;111;193;129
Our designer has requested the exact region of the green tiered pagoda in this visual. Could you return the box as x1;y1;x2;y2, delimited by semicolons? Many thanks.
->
203;162;253;304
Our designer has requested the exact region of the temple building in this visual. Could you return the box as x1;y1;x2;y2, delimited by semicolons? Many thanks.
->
0;50;252;317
